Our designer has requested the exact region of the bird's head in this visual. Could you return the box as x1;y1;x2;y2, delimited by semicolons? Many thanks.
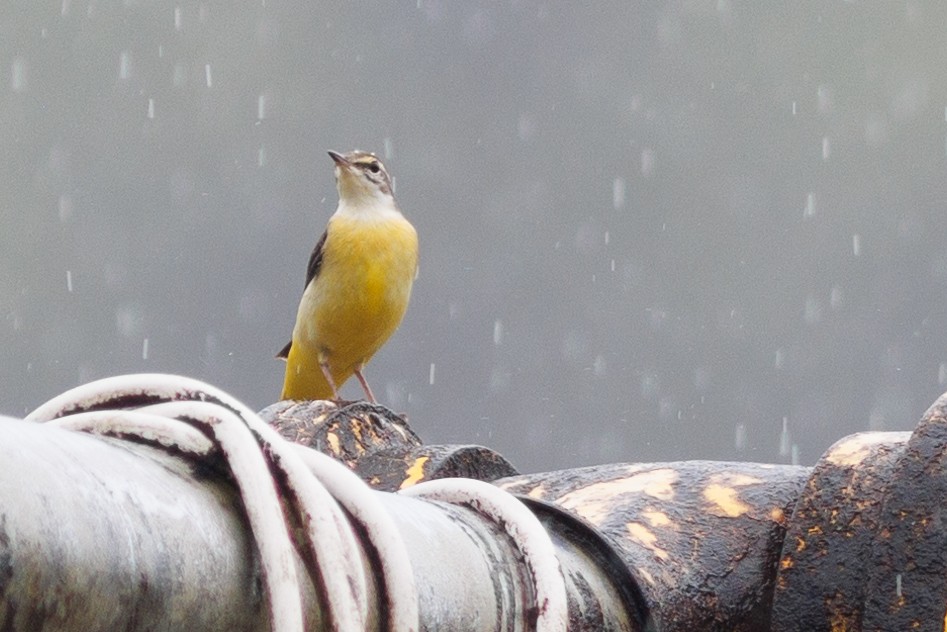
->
329;150;394;206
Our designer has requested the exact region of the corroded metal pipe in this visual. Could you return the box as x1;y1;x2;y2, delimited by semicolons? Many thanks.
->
8;375;947;631
498;460;809;630
0;419;275;631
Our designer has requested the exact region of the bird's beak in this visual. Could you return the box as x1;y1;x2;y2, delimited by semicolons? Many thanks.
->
328;150;350;167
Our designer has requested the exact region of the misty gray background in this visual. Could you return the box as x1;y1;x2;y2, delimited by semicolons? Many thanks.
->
3;2;947;474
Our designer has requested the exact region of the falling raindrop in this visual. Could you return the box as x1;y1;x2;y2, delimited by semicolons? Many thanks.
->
429;362;436;385
116;305;143;337
204;64;212;87
641;148;655;177
821;136;830;160
791;100;797;116
804;192;816;217
830;286;843;310
612;177;626;209
604;231;610;245
174;6;182;30
817;85;832;113
258;146;266;167
734;423;747;451
142;338;150;360
257;93;267;120
779;417;791;457
593;354;606;376
939;362;947;385
383;137;394;160
852;234;861;256
11;57;27;93
66;270;73;292
119;51;131;79
147;98;155;119
493;319;503;345
58;194;73;222
791;444;800;466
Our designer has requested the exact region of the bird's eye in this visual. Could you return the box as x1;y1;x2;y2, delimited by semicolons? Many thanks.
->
367;162;381;174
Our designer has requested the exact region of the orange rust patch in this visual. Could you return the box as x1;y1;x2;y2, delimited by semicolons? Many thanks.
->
637;567;656;586
829;611;849;632
702;483;751;518
526;484;547;499
642;510;672;528
326;432;341;456
556;468;678;526
627;522;669;560
707;472;763;487
824;431;910;467
399;456;429;489
770;506;786;524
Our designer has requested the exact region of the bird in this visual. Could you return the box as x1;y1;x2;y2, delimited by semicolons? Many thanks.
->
277;150;418;403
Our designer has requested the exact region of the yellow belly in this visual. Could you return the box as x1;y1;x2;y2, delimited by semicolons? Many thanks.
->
282;213;418;400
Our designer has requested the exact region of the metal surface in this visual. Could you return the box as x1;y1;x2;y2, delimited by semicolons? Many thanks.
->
11;373;947;631
499;460;809;631
521;497;648;631
260;400;518;491
0;419;272;632
771;431;911;631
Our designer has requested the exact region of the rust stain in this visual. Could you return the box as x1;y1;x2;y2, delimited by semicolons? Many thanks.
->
626;522;669;560
702;483;751;518
526;483;547;499
707;472;763;487
399;456;429;490
556;468;678;526
824;432;906;467
636;567;656;587
642;509;671;528
326;431;341;456
829;610;849;632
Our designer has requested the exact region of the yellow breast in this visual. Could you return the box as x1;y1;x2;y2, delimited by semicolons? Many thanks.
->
283;212;418;399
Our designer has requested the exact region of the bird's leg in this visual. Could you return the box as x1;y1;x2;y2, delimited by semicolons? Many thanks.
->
318;360;341;401
354;366;376;403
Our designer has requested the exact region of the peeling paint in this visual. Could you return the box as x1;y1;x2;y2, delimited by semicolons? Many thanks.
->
399;456;429;489
702;484;751;518
626;522;669;560
326;432;341;456
555;468;678;525
641;510;671;528
824;432;910;467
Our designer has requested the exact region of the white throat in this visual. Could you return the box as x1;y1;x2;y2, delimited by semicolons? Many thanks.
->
335;194;402;223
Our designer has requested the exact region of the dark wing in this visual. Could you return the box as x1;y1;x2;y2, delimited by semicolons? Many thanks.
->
277;229;329;360
303;229;328;291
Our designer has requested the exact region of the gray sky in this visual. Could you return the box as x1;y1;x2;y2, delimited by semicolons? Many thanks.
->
3;2;947;473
